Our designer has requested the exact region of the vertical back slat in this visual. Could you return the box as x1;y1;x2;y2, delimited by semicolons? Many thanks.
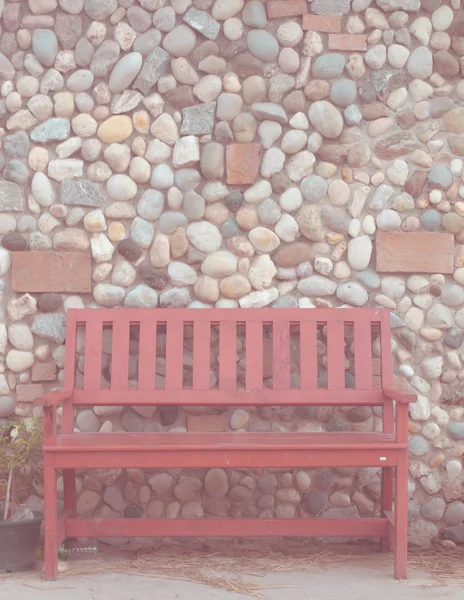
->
193;321;211;390
326;319;346;389
354;319;373;389
63;313;78;433
83;320;103;390
110;319;130;390
165;320;184;390
299;321;318;390
219;320;237;390
380;311;393;389
245;321;263;390
138;320;157;390
273;321;290;390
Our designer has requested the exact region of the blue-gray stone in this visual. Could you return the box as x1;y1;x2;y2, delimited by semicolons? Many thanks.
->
133;29;162;56
428;164;453;189
221;218;240;239
408;500;420;521
420;209;441;231
421;497;446;522
390;313;406;328
409;434;430;456
355;268;381;290
183;8;221;40
4;131;29;159
330;79;357;106
305;490;328;514
181;102;216;135
312;54;346;79
321;206;349;233
242;1;267;28
448;421;464;441
271;296;298;309
444;524;464;544
444;328;464;349
31;118;70;143
32;29;58;67
130;216;154;248
4;161;29;185
311;0;351;14
31;314;67;344
61;180;104;206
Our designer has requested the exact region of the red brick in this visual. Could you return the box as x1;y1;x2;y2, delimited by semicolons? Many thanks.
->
187;415;227;432
328;34;367;52
12;251;91;293
302;14;342;33
226;144;262;185
32;363;57;382
376;232;454;274
16;383;44;403
267;0;307;18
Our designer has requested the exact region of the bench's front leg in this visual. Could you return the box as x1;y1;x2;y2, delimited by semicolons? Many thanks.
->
63;471;77;517
380;468;393;552
43;454;58;580
394;458;408;580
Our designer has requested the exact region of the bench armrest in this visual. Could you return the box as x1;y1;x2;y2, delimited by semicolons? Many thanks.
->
383;388;416;404
34;389;73;407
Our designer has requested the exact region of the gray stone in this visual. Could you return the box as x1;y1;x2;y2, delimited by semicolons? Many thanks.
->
444;501;464;526
125;285;158;308
420;209;441;232
159;287;191;308
444;524;464;544
131;217;154;249
4;132;30;159
321;206;349;233
76;410;99;433
247;30;279;62
312;54;346;79
444;328;464;349
0;182;24;212
181;102;216;135
330;79;357;107
183;8;220;41
305;490;328;514
84;0;118;20
31;118;70;143
421;497;446;521
336;282;369;306
368;184;393;211
32;29;58;67
61;180;104;206
90;41;120;78
377;0;420;9
137;190;164;221
251;103;288;125
356;269;381;289
133;30;162;56
298;276;337;296
243;1;267;28
0;52;15;81
31;314;67;344
300;175;328;203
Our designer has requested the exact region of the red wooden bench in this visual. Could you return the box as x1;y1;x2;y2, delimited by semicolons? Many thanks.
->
35;308;414;580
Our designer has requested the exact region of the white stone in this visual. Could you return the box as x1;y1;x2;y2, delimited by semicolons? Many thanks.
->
0;247;12;276
248;255;277;290
409;395;430;421
6;350;34;373
347;235;372;271
90;233;115;263
201;251;237;277
275;214;298;242
239;287;278;308
168;262;197;286
186;221;222;253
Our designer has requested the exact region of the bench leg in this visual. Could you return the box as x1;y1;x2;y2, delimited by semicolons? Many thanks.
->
43;456;58;581
394;459;408;580
380;467;393;552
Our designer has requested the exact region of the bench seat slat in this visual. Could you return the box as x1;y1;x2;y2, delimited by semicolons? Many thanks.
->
52;431;397;450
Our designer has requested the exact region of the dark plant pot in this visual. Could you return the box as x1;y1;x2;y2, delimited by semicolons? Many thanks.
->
0;517;42;572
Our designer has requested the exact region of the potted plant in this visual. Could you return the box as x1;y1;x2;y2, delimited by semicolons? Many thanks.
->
0;417;43;572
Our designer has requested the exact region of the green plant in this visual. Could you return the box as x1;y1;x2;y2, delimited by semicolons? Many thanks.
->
0;417;43;521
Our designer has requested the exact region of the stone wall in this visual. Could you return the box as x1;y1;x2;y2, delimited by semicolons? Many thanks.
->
0;0;464;546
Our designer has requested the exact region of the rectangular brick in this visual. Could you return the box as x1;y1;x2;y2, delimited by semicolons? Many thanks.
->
376;232;454;274
32;363;57;382
302;14;342;33
12;251;91;293
16;383;44;404
328;34;367;51
267;0;307;18
226;144;262;185
187;415;227;432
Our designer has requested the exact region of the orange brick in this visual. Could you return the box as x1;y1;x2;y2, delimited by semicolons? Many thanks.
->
328;34;367;51
376;232;454;274
226;143;262;185
302;14;342;33
16;383;44;403
187;415;227;432
267;0;307;18
12;251;91;293
32;363;57;382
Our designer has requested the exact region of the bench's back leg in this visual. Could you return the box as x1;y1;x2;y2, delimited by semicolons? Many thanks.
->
43;455;58;581
63;470;77;517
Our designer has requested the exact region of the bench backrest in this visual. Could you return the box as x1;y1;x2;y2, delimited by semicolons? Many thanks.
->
63;308;393;419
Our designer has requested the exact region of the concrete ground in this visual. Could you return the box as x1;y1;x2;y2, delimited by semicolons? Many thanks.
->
1;542;461;600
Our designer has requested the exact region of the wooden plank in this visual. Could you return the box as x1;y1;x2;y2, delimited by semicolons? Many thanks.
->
245;321;263;390
326;320;346;389
267;0;307;19
302;14;342;32
63;315;77;389
328;34;367;52
380;311;393;390
376;232;454;274
110;319;130;390
165;320;184;390
66;518;388;539
193;321;211;390
219;320;237;390
138;321;157;390
83;320;103;390
273;321;290;390
299;321;318;389
71;388;386;406
354;320;373;389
